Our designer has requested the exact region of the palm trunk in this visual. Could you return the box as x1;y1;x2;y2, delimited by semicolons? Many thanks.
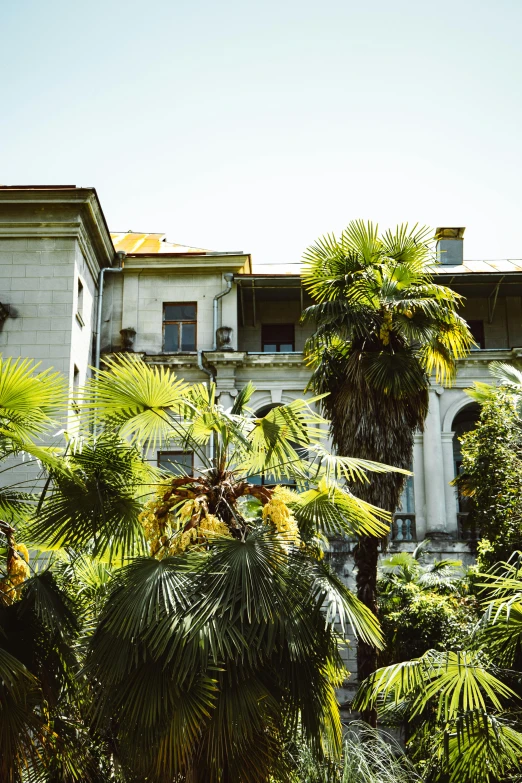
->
327;380;428;724
354;535;379;726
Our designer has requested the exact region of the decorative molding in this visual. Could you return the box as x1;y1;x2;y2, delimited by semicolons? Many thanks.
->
0;189;114;278
122;255;250;273
442;394;478;433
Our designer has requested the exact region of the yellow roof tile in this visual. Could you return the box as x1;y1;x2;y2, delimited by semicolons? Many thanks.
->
111;231;209;255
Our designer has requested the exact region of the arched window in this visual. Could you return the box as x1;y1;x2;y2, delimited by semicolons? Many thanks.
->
452;403;481;512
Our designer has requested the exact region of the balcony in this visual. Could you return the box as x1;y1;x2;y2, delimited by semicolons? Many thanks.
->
457;513;480;543
390;514;416;542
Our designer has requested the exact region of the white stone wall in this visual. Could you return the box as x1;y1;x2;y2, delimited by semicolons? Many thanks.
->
106;271;239;354
0;237;76;374
69;241;97;388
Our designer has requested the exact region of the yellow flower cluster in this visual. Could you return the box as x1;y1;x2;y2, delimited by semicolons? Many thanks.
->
0;541;30;603
16;543;30;563
379;310;393;345
138;500;172;558
170;502;232;554
199;512;231;539
139;494;232;558
262;489;300;545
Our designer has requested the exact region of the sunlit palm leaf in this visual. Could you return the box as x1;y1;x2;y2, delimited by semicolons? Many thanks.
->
354;649;517;723
81;354;191;452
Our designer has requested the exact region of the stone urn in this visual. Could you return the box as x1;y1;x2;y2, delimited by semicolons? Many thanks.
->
216;326;234;351
120;327;136;352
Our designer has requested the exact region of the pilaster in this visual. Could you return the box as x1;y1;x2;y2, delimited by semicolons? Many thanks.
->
441;432;458;538
423;387;447;537
413;433;427;540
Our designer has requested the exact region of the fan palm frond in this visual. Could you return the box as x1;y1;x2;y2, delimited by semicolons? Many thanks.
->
0;356;66;443
354;649;516;723
31;434;154;560
81;354;192;452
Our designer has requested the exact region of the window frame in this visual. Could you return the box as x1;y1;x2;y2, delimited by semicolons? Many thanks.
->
261;323;295;353
75;278;85;327
162;302;198;353
467;319;485;350
157;450;194;475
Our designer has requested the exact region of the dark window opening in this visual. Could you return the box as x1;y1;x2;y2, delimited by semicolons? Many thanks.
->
261;324;295;353
158;451;194;476
73;365;80;400
77;279;83;314
163;303;197;352
467;319;485;349
76;279;84;326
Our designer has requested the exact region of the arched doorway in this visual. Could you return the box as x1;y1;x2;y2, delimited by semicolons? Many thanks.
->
452;403;481;483
452;402;481;539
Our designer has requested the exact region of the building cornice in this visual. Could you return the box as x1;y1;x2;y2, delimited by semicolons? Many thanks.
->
0;187;115;277
122;254;251;274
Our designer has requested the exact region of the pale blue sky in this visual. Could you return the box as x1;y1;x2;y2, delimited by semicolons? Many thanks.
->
1;0;521;269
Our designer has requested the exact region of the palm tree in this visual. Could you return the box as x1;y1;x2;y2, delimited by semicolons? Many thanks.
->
379;540;463;597
301;221;473;711
354;553;522;783
29;354;396;783
0;357;96;782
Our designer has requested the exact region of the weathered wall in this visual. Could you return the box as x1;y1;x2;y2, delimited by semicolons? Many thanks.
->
106;271;239;354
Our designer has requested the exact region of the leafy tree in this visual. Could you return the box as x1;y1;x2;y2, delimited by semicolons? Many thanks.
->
301;221;472;711
457;365;522;568
0;357;101;782
378;544;476;666
77;357;394;783
354;553;522;783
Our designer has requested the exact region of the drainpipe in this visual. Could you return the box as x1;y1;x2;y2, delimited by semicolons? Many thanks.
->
212;272;234;350
197;350;214;382
199;273;234;464
95;251;125;371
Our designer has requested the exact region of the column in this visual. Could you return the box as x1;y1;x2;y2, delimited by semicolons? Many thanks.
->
413;433;427;541
441;432;459;538
212;353;244;411
422;387;447;537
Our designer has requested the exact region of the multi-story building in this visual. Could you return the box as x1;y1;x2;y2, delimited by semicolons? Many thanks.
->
2;186;522;565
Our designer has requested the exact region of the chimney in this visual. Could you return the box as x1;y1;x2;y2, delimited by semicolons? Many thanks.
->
435;227;465;265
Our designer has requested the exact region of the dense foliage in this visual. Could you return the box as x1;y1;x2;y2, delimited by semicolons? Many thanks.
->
356;552;522;783
377;547;477;666
0;354;394;783
456;384;522;568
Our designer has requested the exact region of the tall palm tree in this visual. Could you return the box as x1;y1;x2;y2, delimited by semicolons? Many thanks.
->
301;221;473;712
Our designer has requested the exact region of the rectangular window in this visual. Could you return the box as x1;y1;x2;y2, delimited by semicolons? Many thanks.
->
163;303;197;352
158;451;194;476
261;324;295;353
72;365;80;405
76;279;84;326
395;474;415;514
468;319;485;349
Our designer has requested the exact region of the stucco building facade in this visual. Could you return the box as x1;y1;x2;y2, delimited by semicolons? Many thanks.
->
2;186;522;563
